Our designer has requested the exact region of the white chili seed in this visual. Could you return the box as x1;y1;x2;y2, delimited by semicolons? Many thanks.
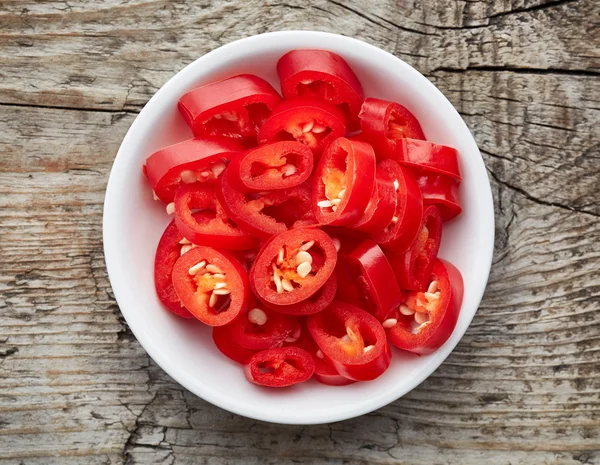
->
180;244;193;256
300;79;312;85
424;292;440;301
272;264;283;293
295;251;313;265
277;248;285;265
331;237;341;252
284;335;299;343
206;264;223;274
312;123;327;134
179;238;191;245
200;170;210;178
152;190;159;201
316;350;324;359
300;240;315;251
337;189;346;199
391;216;399;224
302;121;314;133
331;205;338;212
364;345;375;353
428;281;438;294
281;277;294;292
393;179;400;191
214;282;227;289
382;318;398;329
399;304;415;316
296;261;312;278
282;164;298;177
188;261;206;275
414;311;429;324
211;161;227;177
212;273;226;279
247;308;267;326
317;200;333;208
209;292;218;308
222;112;237;121
213;114;222;120
180;170;197;184
213;288;231;295
330;198;342;206
166;202;175;215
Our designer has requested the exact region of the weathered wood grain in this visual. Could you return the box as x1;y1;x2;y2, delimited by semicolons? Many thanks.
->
1;0;599;464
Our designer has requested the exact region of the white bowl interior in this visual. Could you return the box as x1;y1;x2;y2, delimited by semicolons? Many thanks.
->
104;31;494;424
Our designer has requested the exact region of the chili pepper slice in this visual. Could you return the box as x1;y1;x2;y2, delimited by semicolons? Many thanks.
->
171;246;249;326
395;139;461;180
387;205;443;291
218;171;316;239
416;171;462;221
231;306;299;350
144;137;243;203
173;183;257;250
312;137;376;226
178;74;281;145
257;98;346;157
277;49;364;131
244;346;315;387
384;259;464;355
250;227;338;306
370;159;423;253
154;219;193;318
359;98;425;158
308;301;391;381
287;323;355;386
212;325;257;364
263;274;337;316
346;240;403;322
349;163;397;233
226;141;313;193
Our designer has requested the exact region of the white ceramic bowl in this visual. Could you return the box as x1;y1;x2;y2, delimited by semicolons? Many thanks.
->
103;31;494;424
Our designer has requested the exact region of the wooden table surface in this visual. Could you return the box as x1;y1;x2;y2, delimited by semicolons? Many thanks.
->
1;1;599;464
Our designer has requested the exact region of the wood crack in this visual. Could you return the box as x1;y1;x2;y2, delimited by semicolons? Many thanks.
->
431;66;600;77
0;101;140;115
488;0;580;20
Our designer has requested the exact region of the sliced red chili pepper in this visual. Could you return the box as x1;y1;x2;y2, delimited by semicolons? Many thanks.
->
154;219;193;318
312;137;376;226
250;227;337;306
416;171;462;221
231;307;298;350
173;183;256;250
171;247;249;326
277;49;364;131
244;346;315;387
226;141;313;193
263;274;337;316
212;325;257;364
387;205;443;291
257;99;346;157
218;171;316;239
308;301;391;381
370;160;423;252
178;74;281;145
349;163;397;233
287;324;355;386
385;259;464;355
359;98;425;158
144;137;243;203
346;240;403;322
395;139;461;180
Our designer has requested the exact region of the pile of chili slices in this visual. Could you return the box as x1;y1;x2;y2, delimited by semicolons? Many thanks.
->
144;49;464;388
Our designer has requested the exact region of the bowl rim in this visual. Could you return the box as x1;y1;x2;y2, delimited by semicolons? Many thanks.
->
103;30;495;425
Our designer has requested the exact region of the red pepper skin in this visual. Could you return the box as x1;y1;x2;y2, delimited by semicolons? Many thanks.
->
386;259;464;355
359;98;425;158
312;138;376;226
349;163;397;233
226;141;314;193
174;183;257;250
346;240;403;322
395;139;461;180
244;346;315;387
287;324;355;386
308;301;391;381
263;274;337;316
370;160;423;253
257;98;347;157
277;49;364;131
154;219;194;318
416;172;462;221
171;247;249;326
231;307;297;350
144;137;243;203
250;227;338;306
387;205;443;291
217;171;316;239
178;74;281;144
212;325;257;364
